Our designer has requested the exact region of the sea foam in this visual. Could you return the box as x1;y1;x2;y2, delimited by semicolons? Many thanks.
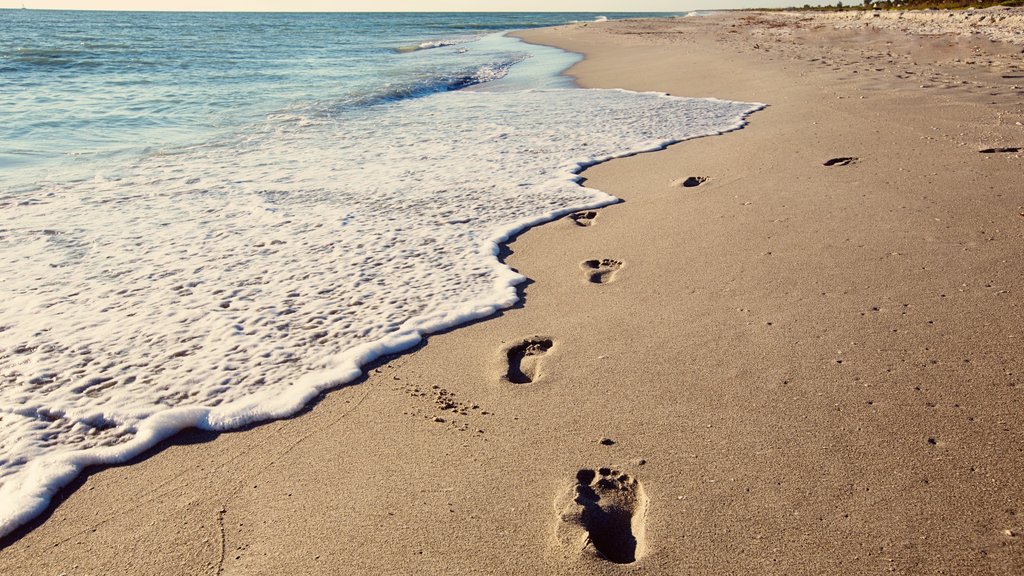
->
0;37;762;539
396;34;483;53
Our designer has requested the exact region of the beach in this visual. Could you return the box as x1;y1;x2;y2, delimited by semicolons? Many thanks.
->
3;9;1024;575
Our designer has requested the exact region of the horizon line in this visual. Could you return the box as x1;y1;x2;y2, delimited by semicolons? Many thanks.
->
0;7;694;12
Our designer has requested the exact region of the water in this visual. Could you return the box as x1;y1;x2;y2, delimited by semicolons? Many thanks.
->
1;11;633;188
0;10;762;539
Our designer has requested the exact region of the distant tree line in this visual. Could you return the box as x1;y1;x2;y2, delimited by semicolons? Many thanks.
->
797;0;1024;10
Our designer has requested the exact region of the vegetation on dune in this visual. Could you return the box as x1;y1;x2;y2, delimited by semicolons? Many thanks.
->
790;0;1024;10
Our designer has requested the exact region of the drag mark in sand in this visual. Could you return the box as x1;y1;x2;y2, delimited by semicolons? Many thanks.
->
582;259;623;284
505;337;553;384
555;467;648;564
215;507;227;576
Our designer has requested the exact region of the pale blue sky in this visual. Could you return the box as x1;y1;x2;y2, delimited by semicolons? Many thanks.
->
1;1;808;11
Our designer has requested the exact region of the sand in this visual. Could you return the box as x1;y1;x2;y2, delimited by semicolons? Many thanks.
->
2;10;1024;575
773;7;1024;46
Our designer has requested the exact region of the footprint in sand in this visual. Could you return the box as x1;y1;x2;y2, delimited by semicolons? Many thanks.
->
823;157;858;167
581;259;622;284
569;211;598;227
505;337;553;384
555;468;648;564
979;147;1021;154
681;176;708;188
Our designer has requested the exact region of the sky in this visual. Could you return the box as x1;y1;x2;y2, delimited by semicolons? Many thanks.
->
0;1;804;11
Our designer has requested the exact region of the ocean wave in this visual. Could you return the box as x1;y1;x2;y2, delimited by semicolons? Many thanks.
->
394;34;482;53
567;16;609;25
3;47;100;69
2;46;159;72
317;55;530;112
265;55;532;125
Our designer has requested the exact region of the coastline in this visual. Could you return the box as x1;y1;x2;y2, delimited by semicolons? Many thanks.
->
3;11;1024;575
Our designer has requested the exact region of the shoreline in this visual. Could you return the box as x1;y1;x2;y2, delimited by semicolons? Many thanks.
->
4;11;1024;574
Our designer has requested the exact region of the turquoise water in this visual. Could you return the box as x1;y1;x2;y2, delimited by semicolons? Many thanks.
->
0;11;673;188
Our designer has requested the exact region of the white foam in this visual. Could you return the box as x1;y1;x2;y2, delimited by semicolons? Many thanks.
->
0;86;763;538
396;34;483;53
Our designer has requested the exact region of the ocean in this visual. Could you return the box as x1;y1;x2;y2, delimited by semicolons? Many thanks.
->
0;9;760;538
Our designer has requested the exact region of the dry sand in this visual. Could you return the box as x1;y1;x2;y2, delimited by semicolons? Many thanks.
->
3;10;1024;575
774;7;1024;46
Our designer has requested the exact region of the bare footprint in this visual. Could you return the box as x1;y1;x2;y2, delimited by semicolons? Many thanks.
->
581;259;622;284
505;337;553;384
823;157;858;167
569;211;598;227
681;176;708;188
555;468;648;564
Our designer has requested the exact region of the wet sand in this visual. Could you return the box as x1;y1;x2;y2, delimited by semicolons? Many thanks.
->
2;10;1024;575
